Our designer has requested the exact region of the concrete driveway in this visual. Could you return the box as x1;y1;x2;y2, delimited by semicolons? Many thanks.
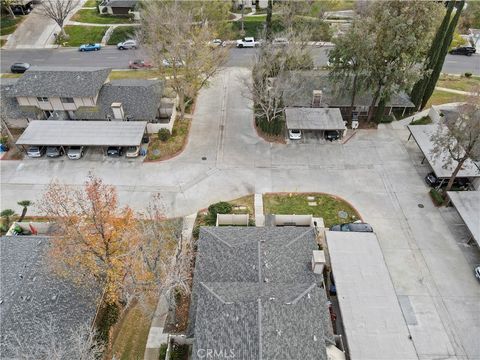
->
1;67;479;360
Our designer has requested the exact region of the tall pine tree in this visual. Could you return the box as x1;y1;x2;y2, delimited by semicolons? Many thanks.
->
421;0;465;109
410;1;455;109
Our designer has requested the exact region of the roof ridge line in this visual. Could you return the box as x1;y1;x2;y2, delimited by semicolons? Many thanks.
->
289;282;317;305
266;228;314;265
201;228;233;248
199;282;233;305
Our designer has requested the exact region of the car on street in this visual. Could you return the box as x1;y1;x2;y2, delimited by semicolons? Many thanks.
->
330;222;374;232
11;4;32;15
162;58;184;67
67;146;84;160
424;172;470;190
79;43;101;52
46;146;64;158
211;39;225;47
288;129;302;140
272;37;289;46
117;39;137;50
26;146;45;158
125;146;140;158
325;130;341;141
107;146;124;157
236;37;257;48
449;46;476;56
129;59;153;69
10;62;30;73
475;266;480;281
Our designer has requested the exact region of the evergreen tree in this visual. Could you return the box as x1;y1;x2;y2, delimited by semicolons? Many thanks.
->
421;0;465;109
410;1;455;109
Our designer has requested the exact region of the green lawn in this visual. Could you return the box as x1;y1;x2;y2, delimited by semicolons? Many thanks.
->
111;301;154;360
109;69;163;80
83;0;98;7
107;26;136;45
233;14;268;37
0;16;25;36
263;193;360;228
425;90;468;108
63;25;107;46
71;8;134;24
437;74;480;92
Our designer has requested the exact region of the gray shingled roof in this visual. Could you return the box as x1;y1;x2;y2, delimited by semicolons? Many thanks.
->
0;236;100;357
282;71;415;108
8;66;111;98
0;78;39;119
189;227;333;360
285;107;345;130
75;80;164;121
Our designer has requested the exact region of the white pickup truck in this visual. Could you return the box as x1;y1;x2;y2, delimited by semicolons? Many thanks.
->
236;37;258;48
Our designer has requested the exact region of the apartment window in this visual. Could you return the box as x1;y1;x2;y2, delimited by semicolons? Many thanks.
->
37;97;49;102
61;97;74;103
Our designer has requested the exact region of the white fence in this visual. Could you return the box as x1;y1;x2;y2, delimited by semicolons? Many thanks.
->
216;214;250;226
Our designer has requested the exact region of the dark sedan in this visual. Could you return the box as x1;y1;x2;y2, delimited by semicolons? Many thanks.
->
330;222;374;232
106;146;124;157
449;46;476;56
10;62;30;73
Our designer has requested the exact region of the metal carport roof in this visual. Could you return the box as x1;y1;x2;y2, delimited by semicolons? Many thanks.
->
326;231;419;360
407;124;480;179
16;120;147;147
447;191;480;247
285;107;345;131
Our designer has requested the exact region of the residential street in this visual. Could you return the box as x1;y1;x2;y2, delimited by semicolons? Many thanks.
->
1;66;479;359
1;46;479;74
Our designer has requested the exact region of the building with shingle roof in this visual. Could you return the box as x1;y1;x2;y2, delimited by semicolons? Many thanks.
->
8;66;111;98
2;67;166;124
188;227;335;360
281;71;415;121
0;236;100;358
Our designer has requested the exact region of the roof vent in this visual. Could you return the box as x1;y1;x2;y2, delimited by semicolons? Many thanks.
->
264;278;269;283
313;335;318;342
269;297;275;301
312;250;326;274
276;330;282;336
307;293;311;299
51;294;57;301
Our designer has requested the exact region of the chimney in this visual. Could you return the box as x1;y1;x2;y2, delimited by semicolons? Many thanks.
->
312;90;323;107
111;102;124;120
312;250;326;274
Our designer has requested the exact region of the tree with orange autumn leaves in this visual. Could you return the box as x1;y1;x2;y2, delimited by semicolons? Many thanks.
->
38;175;187;306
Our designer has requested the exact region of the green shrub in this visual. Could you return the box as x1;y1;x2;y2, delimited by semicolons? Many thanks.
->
255;114;285;136
159;344;168;360
170;343;189;360
464;72;472;78
192;224;200;239
158;128;171;142
107;26;136;45
429;188;445;206
96;302;120;343
206;202;233;225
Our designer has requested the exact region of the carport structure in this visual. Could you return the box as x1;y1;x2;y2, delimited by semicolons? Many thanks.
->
326;231;419;360
16;120;147;149
285;107;345;139
447;191;480;246
407;124;480;184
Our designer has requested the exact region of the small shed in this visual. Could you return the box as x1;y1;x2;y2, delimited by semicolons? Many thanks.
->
285;107;345;138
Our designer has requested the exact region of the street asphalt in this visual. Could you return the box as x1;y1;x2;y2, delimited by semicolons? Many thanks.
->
1;46;478;74
1;67;479;360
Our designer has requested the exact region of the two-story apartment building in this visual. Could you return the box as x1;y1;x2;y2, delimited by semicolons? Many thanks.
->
2;66;169;127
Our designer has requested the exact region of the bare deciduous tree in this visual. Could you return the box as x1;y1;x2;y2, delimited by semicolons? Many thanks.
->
4;320;104;360
244;30;313;131
431;91;480;194
41;0;80;38
140;1;228;120
1;0;17;18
